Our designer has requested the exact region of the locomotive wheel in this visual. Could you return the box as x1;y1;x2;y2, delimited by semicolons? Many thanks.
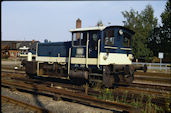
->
122;65;134;85
118;74;134;85
124;75;134;85
26;73;35;79
103;75;114;88
70;78;86;85
103;66;114;88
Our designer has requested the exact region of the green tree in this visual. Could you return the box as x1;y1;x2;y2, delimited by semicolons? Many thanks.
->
160;0;171;62
148;0;171;62
122;5;158;61
161;0;171;28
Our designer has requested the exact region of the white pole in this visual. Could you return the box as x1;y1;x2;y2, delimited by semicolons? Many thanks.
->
27;52;32;61
160;58;161;71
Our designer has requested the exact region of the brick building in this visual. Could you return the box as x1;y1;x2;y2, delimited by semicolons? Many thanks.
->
1;44;10;58
1;40;39;59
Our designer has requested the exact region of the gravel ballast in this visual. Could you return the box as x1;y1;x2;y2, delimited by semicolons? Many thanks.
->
1;87;113;113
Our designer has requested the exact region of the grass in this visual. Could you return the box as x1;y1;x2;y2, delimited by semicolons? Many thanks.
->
93;88;170;113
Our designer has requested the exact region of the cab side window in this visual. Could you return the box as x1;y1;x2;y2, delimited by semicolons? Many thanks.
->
90;32;98;50
72;32;87;46
73;32;80;46
123;32;131;47
81;32;87;46
104;29;115;45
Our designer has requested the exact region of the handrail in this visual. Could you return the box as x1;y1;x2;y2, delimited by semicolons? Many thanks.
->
36;43;38;59
97;39;101;68
86;40;89;68
37;62;39;75
68;48;71;74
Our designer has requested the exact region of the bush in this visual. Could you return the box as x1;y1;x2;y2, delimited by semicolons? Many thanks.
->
152;57;160;63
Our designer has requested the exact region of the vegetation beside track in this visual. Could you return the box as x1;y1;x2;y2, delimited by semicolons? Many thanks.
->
92;88;171;113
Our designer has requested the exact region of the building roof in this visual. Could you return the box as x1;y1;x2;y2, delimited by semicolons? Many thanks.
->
2;40;39;50
19;46;29;50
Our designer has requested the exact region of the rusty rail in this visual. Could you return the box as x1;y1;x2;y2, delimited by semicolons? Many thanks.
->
130;83;171;92
2;80;136;113
1;95;51;113
11;76;100;96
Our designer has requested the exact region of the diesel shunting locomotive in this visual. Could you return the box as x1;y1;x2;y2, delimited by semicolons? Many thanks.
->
23;24;147;87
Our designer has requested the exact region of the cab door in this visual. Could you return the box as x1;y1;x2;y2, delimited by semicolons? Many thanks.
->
88;31;99;58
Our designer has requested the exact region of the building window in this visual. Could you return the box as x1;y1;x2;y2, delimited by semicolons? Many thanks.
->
17;52;20;57
11;52;14;56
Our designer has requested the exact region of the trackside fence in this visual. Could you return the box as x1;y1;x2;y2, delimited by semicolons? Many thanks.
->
132;62;171;73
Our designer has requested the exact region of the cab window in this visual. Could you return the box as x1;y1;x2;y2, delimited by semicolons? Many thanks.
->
104;29;115;45
123;32;131;47
90;33;98;50
72;32;87;46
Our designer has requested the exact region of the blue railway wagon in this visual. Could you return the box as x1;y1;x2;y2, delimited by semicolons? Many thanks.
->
38;41;72;57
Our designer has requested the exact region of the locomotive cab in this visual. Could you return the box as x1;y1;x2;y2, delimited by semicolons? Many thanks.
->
70;26;134;67
69;26;146;87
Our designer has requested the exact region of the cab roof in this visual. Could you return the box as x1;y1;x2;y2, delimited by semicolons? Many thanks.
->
69;26;106;32
69;25;135;34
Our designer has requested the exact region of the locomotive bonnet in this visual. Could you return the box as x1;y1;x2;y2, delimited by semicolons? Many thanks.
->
24;25;147;87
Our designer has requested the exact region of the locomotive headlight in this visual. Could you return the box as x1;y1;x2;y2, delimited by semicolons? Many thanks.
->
119;29;123;35
128;54;133;60
103;53;108;60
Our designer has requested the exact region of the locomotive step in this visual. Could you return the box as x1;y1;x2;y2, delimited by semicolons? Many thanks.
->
89;73;103;77
89;79;102;83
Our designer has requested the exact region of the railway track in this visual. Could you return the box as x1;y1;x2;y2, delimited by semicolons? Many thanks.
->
119;85;171;96
2;68;171;75
2;71;170;96
11;76;100;96
12;75;169;104
1;69;171;112
1;95;51;113
1;79;136;113
131;83;171;92
2;68;170;77
2;69;171;90
134;72;171;78
1;69;25;75
2;69;171;96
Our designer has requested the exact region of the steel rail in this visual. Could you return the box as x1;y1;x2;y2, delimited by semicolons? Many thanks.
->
2;67;171;76
2;69;171;94
1;69;26;74
13;76;171;96
8;75;171;104
2;73;170;111
134;72;171;78
130;83;171;92
2;69;171;78
2;70;171;95
116;86;171;97
12;76;100;96
2;80;137;113
1;95;51;113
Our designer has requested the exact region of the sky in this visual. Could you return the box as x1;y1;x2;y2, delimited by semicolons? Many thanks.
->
2;1;167;42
